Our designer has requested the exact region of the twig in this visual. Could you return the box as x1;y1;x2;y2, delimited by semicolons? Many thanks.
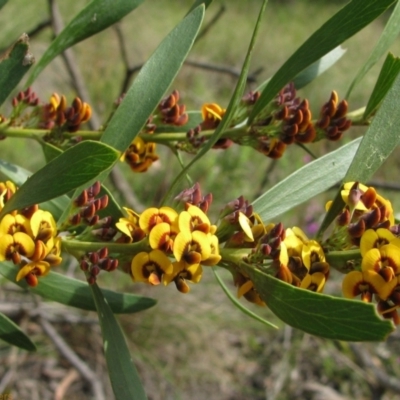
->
108;165;144;211
48;0;101;130
49;0;143;211
124;60;263;92
184;59;263;83
54;368;80;400
38;315;106;400
194;5;226;43
303;381;348;400
0;345;22;394
350;343;400;396
0;19;52;56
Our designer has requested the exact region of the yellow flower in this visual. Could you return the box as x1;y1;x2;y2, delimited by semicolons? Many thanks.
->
0;181;16;211
201;234;221;266
342;269;395;302
16;260;51;286
300;272;326;293
0;213;33;237
139;207;178;234
116;207;146;243
163;260;202;293
122;137;159;173
0;232;35;264
131;250;173;285
360;228;396;256
149;221;179;253
362;244;400;277
178;205;215;234
302;240;326;270
234;272;265;306
30;210;57;243
173;230;211;265
201;103;225;129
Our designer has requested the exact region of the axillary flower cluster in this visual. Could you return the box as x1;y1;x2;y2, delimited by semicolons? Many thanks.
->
326;182;400;324
2;178;400;325
0;181;62;286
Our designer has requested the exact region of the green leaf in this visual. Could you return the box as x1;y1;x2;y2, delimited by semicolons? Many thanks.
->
0;33;34;106
245;267;394;341
0;262;156;314
346;1;400;99
249;0;396;123
363;53;400;119
91;283;148;400
162;0;268;203
41;141;63;163
0;141;119;218
101;5;205;152
0;158;71;221
38;143;123;223
212;267;278;329
252;138;361;222
26;0;144;85
0;312;36;351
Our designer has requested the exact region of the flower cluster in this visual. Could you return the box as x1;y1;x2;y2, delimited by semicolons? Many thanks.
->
40;93;92;132
325;182;400;324
121;136;159;173
116;190;220;293
248;83;352;158
221;207;330;305
0;181;62;287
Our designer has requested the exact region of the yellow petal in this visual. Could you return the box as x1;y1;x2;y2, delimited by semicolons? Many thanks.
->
361;248;381;272
173;231;191;262
342;270;364;298
149;222;172;250
360;229;378;257
238;212;253;242
0;234;14;261
192;230;211;261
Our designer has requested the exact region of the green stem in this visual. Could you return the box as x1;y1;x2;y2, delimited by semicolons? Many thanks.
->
325;248;362;274
0;126;47;139
219;247;251;264
62;238;151;259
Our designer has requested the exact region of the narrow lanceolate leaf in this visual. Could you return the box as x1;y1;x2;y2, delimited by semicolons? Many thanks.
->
91;283;148;400
38;143;122;223
249;0;396;123
162;0;268;203
26;0;144;85
0;33;34;106
346;1;400;99
244;267;394;341
363;53;400;119
0;263;156;314
252;138;361;222
0;158;70;221
0;141;119;218
0;312;36;351
101;5;205;152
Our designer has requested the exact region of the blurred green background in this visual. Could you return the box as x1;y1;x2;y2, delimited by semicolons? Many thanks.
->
1;1;400;399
